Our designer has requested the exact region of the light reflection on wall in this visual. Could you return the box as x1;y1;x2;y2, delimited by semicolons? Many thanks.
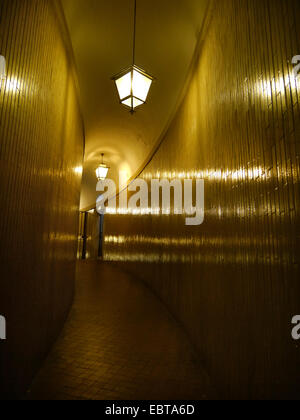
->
48;233;78;242
103;251;289;266
142;166;298;182
3;76;22;94
104;235;289;248
255;73;299;99
105;207;162;215
74;166;83;175
103;233;291;266
99;0;299;400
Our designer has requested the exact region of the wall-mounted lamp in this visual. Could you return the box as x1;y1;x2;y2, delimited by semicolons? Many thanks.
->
112;0;154;113
0;55;6;88
96;154;110;181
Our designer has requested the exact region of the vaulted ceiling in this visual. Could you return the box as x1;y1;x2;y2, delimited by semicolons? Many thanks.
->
61;0;209;209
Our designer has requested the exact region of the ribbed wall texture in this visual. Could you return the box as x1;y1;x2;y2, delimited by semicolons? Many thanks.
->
0;0;84;398
103;0;300;399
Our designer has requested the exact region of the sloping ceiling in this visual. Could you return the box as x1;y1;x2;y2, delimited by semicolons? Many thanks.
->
61;0;209;209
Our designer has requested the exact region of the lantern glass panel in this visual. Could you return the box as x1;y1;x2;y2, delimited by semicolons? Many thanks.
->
115;71;131;101
132;69;152;102
96;165;109;180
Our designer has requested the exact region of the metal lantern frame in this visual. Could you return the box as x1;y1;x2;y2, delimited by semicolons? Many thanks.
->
112;0;155;113
112;64;154;113
96;154;110;181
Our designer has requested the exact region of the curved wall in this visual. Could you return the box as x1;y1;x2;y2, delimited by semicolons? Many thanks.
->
0;0;84;398
102;0;300;399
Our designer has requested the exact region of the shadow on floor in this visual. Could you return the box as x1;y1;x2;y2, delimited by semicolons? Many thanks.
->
27;261;215;400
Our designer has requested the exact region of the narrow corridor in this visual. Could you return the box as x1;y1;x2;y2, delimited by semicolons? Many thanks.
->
1;0;299;401
27;262;215;400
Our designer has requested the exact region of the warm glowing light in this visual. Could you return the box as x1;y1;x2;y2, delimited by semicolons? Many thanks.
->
112;0;154;112
113;66;153;112
256;73;299;100
74;166;83;175
115;72;132;100
5;77;21;93
132;68;152;101
142;166;269;183
96;164;109;181
96;154;109;181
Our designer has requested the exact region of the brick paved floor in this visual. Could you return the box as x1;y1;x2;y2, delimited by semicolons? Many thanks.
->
27;261;215;400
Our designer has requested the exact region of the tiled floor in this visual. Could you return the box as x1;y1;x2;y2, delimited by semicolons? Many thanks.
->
28;261;215;400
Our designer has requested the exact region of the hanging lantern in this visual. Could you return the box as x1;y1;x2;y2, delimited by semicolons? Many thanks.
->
113;65;153;111
112;0;154;113
96;154;109;181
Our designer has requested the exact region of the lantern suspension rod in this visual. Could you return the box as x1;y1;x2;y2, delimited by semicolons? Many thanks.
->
132;0;137;65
